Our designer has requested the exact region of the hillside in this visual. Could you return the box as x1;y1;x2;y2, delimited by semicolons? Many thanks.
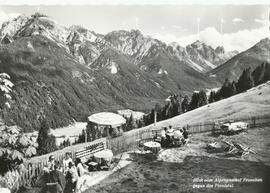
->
0;14;222;131
145;81;270;128
209;38;270;82
0;36;171;131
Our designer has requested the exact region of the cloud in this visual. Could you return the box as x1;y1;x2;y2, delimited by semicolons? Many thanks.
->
0;11;20;26
254;18;267;25
232;18;244;24
153;24;269;52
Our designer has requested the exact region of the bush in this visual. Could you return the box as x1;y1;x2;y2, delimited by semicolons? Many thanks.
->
0;124;37;175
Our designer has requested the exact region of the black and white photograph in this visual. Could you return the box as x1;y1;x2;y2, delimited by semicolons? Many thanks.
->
0;0;269;193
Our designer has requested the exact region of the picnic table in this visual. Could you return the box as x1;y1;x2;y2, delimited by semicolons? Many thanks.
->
143;141;161;153
94;149;113;164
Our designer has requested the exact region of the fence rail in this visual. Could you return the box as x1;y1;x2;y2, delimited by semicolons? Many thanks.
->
6;114;270;192
185;115;270;134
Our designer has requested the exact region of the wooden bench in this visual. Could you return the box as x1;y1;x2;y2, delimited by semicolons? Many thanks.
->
152;129;161;138
75;138;107;163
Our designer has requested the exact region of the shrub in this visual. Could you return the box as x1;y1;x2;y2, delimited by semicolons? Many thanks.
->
0;124;37;175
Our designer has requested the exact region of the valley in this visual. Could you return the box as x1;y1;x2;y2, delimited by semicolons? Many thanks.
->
0;13;268;132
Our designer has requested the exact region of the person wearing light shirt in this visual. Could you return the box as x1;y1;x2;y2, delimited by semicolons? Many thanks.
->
160;128;166;139
63;152;73;174
167;125;174;134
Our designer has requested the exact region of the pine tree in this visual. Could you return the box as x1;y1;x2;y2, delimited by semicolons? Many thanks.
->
263;62;270;82
149;109;155;124
137;119;144;128
236;68;254;93
188;92;200;111
37;119;57;155
126;114;136;131
198;90;208;107
208;91;216;103
229;81;237;96
220;78;232;99
171;95;181;117
252;63;265;86
214;90;221;101
181;95;189;113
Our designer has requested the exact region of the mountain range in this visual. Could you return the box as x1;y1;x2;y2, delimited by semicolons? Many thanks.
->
0;13;268;131
209;38;270;81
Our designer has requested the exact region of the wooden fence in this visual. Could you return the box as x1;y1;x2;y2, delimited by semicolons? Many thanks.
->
107;127;152;155
10;138;107;192
185;115;270;134
8;127;152;192
8;114;270;192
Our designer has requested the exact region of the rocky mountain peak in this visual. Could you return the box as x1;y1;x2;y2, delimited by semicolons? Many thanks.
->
188;40;208;49
256;37;270;48
215;46;225;55
0;14;238;74
0;14;28;38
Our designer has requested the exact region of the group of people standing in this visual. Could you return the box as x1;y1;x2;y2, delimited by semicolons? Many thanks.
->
159;125;189;147
41;152;86;193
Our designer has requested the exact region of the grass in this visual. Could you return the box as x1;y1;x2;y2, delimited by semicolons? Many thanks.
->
143;81;270;129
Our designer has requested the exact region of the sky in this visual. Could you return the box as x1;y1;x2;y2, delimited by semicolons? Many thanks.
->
0;4;269;52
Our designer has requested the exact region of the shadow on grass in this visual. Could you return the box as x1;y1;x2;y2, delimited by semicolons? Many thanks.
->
85;153;270;193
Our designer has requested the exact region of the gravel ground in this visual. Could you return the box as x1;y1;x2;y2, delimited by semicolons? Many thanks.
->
84;127;270;193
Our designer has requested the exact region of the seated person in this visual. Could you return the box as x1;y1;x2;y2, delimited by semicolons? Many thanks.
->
48;155;56;170
43;155;56;173
63;152;73;174
165;127;174;146
75;158;86;177
182;127;189;144
167;125;174;134
86;156;98;171
165;127;171;140
99;158;109;170
65;162;78;193
160;127;166;140
47;161;66;193
153;132;159;141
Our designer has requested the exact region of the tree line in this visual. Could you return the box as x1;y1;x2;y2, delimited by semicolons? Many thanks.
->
209;62;270;103
142;62;270;127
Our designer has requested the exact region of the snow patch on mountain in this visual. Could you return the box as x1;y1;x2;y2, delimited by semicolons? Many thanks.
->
187;59;204;72
110;61;118;74
26;41;34;50
203;59;216;69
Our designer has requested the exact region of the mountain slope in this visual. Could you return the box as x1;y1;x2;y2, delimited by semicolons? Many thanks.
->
105;30;237;73
143;81;270;128
0;13;230;131
186;41;238;72
209;38;270;82
0;36;171;131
